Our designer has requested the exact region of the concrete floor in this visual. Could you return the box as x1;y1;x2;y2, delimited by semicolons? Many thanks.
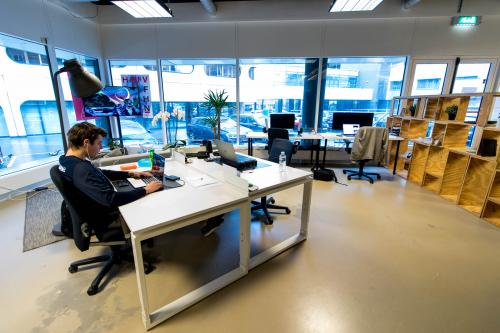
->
2;168;500;333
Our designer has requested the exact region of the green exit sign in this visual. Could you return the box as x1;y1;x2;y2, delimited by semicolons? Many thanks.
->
452;16;481;26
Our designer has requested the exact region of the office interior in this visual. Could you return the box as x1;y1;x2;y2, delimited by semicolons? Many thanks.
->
2;0;500;332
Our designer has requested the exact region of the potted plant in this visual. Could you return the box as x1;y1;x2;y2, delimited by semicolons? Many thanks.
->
202;114;219;140
445;105;459;121
203;89;229;140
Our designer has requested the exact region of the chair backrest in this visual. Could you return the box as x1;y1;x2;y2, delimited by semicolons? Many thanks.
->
269;138;294;165
50;165;97;251
267;128;289;151
351;126;388;162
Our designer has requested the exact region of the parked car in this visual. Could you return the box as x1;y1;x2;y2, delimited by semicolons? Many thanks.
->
120;119;158;145
187;117;252;143
230;113;267;131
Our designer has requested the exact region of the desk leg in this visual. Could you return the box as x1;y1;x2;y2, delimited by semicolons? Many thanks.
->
131;233;152;329
393;140;401;175
322;139;328;168
300;180;313;238
239;202;250;272
248;138;253;156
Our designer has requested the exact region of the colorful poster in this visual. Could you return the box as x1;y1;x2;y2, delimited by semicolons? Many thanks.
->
121;75;152;118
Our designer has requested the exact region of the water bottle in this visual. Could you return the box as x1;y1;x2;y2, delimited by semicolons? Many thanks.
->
279;151;287;172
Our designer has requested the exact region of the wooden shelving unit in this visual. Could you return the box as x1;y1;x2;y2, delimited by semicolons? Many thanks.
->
458;156;496;216
422;146;448;193
436;96;470;122
408;142;430;185
430;122;470;148
483;170;500;226
387;139;408;173
439;150;469;203
423;97;440;120
478;127;500;163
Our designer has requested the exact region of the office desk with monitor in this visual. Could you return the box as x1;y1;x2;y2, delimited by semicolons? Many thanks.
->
106;155;312;330
320;133;404;174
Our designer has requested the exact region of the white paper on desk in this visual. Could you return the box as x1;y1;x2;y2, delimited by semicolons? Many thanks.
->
187;175;219;187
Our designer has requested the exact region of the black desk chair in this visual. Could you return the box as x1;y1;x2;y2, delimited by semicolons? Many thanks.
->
50;165;154;296
342;127;388;184
252;138;296;224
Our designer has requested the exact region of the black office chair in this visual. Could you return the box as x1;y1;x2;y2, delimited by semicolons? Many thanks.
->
342;127;388;184
50;165;154;296
252;138;296;224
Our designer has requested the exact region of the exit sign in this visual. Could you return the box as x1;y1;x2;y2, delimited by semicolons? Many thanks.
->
452;16;481;26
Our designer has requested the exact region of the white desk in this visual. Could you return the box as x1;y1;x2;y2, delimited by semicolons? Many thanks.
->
110;156;312;330
320;133;404;174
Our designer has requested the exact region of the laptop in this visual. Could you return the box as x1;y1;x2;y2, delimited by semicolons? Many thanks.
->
215;139;257;171
343;124;360;136
113;153;181;191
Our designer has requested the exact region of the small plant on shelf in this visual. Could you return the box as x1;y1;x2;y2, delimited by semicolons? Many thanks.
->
409;105;416;117
445;104;459;121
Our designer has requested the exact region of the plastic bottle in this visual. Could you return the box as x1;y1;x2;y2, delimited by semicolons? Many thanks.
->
279;151;287;172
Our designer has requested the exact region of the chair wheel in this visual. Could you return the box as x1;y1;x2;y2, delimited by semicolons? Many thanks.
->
270;198;275;204
265;220;274;225
347;176;351;180
68;265;78;273
87;285;99;296
342;170;347;174
369;179;374;184
144;262;156;274
377;175;381;179
285;208;291;214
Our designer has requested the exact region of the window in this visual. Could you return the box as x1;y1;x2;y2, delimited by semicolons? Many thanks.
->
0;33;63;177
452;62;492;94
161;59;237;144
411;63;448;96
320;57;406;130
204;64;238;78
416;78;442;90
109;60;162;147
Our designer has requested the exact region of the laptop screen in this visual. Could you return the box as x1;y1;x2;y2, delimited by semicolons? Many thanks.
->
343;124;359;135
151;153;165;176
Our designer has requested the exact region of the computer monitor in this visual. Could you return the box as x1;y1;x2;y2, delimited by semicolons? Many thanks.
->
332;112;374;130
270;113;295;129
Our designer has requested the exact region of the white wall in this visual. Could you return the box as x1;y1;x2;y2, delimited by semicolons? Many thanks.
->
0;0;101;58
100;15;500;59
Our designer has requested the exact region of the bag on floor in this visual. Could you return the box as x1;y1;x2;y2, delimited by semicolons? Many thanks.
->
313;168;336;182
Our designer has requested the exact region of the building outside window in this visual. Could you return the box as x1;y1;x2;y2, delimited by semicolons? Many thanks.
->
239;58;317;144
320;57;406;131
109;60;161;147
411;63;448;96
0;33;63;176
161;59;238;144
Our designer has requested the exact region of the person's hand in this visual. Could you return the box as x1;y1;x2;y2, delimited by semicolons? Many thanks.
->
144;181;163;194
130;171;153;178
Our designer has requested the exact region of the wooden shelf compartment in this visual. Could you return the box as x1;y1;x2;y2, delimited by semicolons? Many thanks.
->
439;151;469;203
482;200;500;227
436;96;470;122
400;119;411;138
486;170;500;204
442;123;470;148
423;173;442;193
387;140;408;172
458;156;496;216
398;98;421;117
408;119;429;139
478;128;500;164
408;142;430;185
431;123;447;146
425;146;448;177
424;97;440;120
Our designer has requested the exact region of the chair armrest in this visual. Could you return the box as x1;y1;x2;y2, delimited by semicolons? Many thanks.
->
292;141;300;154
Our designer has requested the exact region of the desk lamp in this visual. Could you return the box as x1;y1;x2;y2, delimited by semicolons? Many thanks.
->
54;59;103;152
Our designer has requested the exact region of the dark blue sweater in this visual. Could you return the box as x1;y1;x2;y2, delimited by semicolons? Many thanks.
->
59;155;146;209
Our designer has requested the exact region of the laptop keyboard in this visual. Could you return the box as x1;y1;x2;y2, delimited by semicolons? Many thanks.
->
127;176;161;188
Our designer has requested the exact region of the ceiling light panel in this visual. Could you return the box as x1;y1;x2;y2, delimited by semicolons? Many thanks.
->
329;0;383;12
112;0;173;18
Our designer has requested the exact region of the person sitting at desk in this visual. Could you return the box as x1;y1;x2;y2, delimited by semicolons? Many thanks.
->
59;122;223;237
59;122;164;233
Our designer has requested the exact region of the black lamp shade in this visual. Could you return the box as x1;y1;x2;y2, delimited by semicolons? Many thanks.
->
63;59;103;97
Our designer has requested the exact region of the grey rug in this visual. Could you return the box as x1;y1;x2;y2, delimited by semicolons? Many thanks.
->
23;189;67;252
